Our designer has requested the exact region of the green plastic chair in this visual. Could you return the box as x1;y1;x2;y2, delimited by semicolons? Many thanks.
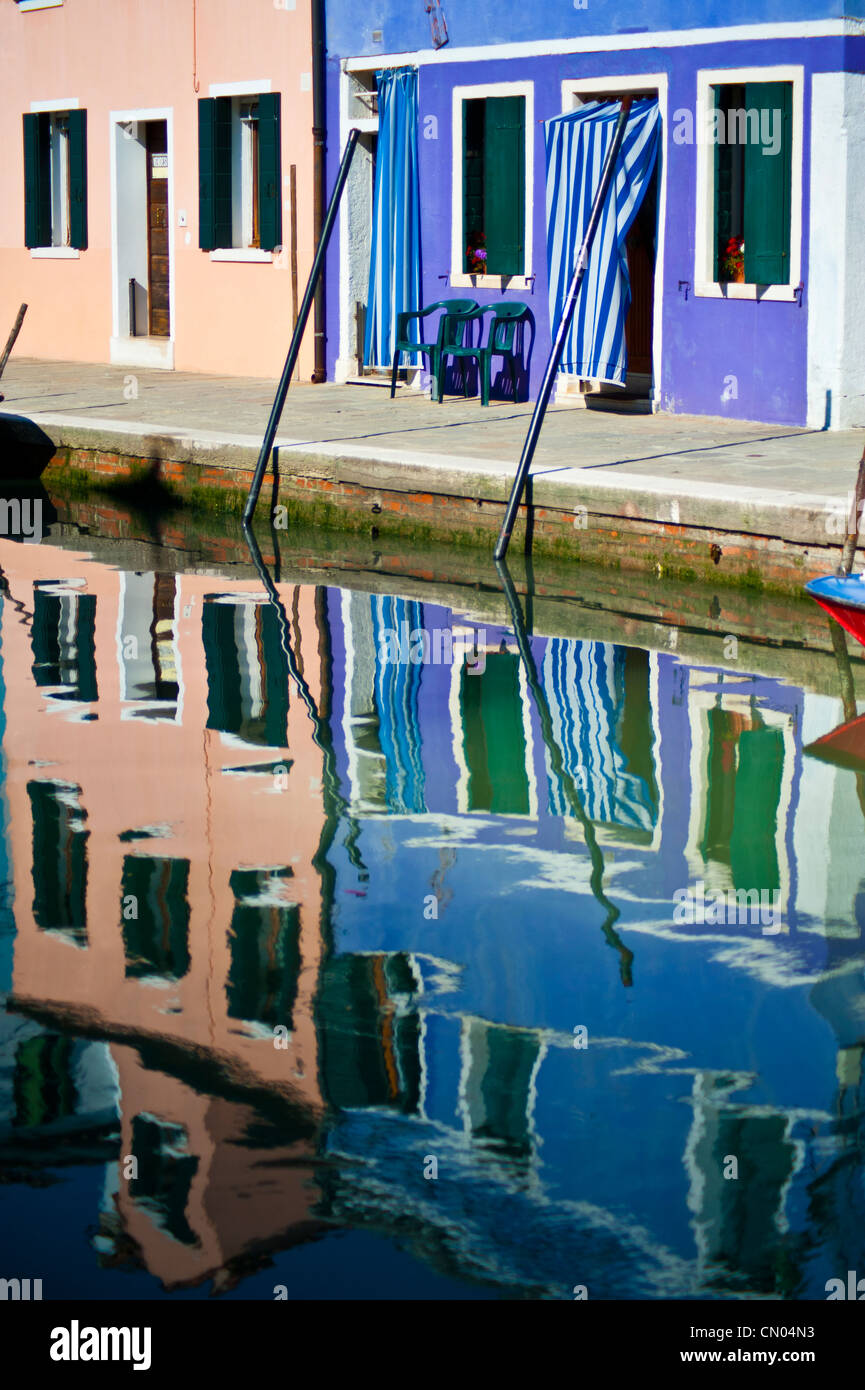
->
434;304;486;403
439;301;530;406
389;299;478;400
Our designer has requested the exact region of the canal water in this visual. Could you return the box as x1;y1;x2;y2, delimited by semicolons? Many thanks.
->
1;499;864;1301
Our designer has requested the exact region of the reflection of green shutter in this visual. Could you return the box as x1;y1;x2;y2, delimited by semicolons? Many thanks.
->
484;96;525;276
474;1023;538;1157
744;82;792;285
121;856;191;981
23;112;50;248
729;726;784;892
14;1035;78;1128
462;653;529;814
67;108;87;250
198;96;232;250
317;953;420;1112
257;92;282;252
76;593;98;703
227;873;300;1029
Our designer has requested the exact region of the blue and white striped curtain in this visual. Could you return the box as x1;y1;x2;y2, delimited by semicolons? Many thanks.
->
364;67;421;368
541;639;656;832
545;98;660;385
371;595;427;813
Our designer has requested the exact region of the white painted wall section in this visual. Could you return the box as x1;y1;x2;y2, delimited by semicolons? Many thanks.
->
807;72;865;430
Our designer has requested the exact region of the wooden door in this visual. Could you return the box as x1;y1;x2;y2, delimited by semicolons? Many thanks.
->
146;122;170;338
624;164;657;380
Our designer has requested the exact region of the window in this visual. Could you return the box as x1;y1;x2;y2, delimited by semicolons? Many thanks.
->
117;572;179;721
227;868;301;1030
31;580;98;703
129;1116;200;1247
121;856;191;982
461;95;525;276
695;67;802;300
202;595;289;747
23;109;87;250
713;81;792;285
28;780;89;945
198;93;281;252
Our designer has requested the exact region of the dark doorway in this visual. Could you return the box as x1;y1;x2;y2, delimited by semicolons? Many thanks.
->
145;121;170;338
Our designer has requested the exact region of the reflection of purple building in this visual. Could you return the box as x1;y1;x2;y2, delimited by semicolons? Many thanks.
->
319;584;865;1298
326;587;823;933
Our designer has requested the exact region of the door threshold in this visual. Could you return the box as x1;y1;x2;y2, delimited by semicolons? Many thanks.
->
110;336;174;370
345;374;404;388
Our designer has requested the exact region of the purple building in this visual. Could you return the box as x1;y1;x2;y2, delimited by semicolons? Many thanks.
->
324;2;865;428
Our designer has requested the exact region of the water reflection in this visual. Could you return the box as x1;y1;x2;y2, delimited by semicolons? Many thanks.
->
1;529;864;1299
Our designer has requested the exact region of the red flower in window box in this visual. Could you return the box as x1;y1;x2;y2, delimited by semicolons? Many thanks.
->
720;235;745;283
466;230;487;275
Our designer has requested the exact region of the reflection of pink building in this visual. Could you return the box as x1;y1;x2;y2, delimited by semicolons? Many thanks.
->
0;0;314;377
2;537;330;1288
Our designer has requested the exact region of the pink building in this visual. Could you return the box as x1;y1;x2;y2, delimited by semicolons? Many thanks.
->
0;0;316;378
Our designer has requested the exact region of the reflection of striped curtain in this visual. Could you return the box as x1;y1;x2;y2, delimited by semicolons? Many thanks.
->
364;67;421;368
545;98;660;385
542;640;655;830
371;595;426;813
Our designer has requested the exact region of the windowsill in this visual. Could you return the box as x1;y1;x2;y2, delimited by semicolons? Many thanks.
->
29;246;79;258
17;0;63;10
450;272;533;291
694;280;799;302
209;248;273;263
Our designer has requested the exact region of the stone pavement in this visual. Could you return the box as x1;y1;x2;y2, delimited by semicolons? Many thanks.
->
1;357;864;578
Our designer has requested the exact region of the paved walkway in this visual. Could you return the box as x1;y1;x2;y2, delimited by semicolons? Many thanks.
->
2;357;864;556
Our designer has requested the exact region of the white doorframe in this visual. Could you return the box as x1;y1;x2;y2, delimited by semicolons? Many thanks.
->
558;74;668;410
109;106;175;370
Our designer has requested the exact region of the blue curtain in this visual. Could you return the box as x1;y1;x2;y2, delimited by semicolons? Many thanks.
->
545;99;660;386
371;595;427;814
541;639;657;832
364;67;421;368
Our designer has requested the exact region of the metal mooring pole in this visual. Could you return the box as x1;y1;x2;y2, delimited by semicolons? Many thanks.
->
838;441;865;576
494;97;633;562
243;128;360;526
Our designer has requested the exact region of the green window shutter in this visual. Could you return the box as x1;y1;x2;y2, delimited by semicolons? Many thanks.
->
257;91;282;252
67;108;87;250
23;112;50;248
198;96;232;250
483;96;525;276
743;81;792;285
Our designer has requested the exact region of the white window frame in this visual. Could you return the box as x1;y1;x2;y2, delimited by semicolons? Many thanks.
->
29;97;79;259
450;80;534;291
208;79;272;262
17;0;63;11
694;65;804;302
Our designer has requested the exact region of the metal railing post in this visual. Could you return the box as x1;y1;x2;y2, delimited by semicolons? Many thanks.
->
243;128;360;525
494;97;633;562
